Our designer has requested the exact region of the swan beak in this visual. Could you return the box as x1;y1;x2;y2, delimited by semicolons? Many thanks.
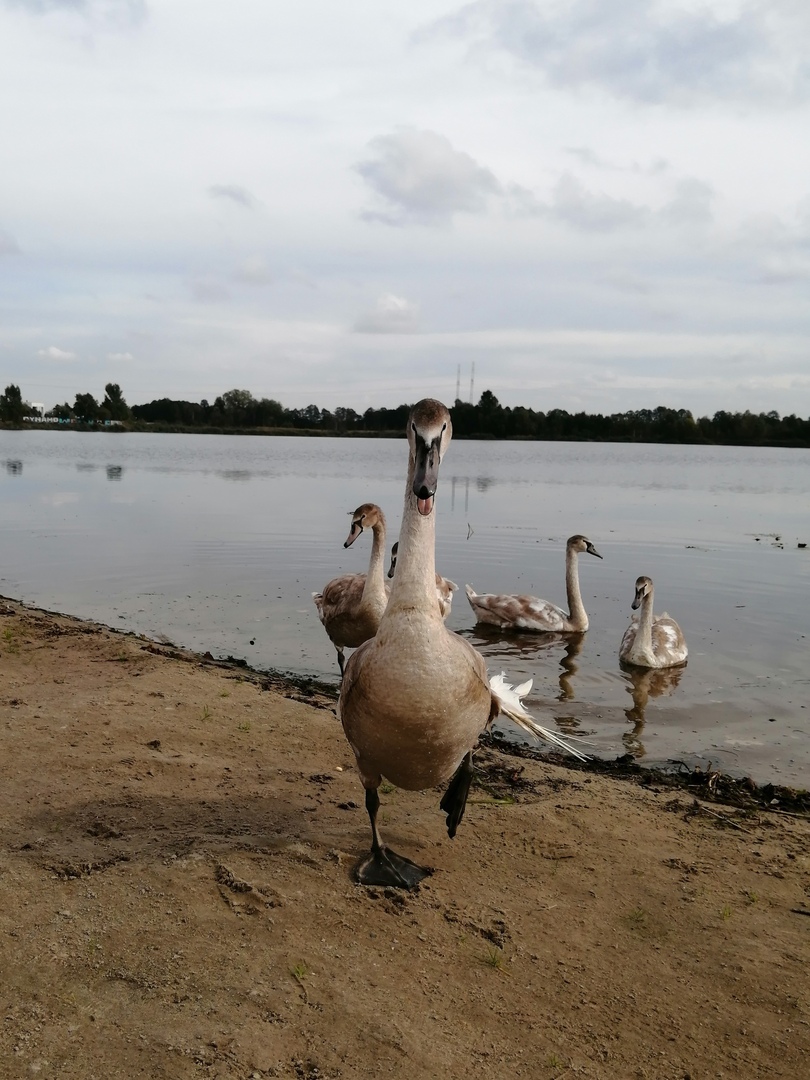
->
413;436;441;516
344;521;364;548
588;543;603;559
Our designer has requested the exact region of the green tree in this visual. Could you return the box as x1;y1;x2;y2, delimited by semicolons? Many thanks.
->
0;384;26;423
73;392;100;422
221;389;256;411
102;382;131;421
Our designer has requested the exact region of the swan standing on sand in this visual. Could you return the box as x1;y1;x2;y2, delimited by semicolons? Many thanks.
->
387;540;458;620
338;400;586;889
465;534;603;632
619;575;688;669
312;503;389;677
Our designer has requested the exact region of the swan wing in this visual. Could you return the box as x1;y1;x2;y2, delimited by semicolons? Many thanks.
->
519;597;568;631
652;615;688;664
315;573;366;622
336;636;371;727
466;587;568;631
619;616;638;661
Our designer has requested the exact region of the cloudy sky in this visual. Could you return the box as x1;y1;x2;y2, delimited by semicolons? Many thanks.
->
1;0;809;416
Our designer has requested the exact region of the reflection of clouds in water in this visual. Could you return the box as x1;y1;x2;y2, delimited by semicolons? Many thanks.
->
621;664;686;758
41;492;81;507
5;459;22;475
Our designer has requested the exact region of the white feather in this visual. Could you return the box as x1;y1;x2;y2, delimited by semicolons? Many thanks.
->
489;672;589;762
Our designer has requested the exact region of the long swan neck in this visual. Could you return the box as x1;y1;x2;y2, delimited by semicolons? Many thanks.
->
387;450;438;612
565;547;587;627
636;587;655;648
361;516;387;604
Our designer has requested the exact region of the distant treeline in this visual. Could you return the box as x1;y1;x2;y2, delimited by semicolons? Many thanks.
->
3;383;810;446
131;389;810;446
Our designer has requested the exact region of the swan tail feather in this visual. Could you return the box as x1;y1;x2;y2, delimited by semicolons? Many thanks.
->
489;672;589;762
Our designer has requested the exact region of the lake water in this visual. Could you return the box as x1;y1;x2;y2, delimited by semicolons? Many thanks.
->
1;429;808;786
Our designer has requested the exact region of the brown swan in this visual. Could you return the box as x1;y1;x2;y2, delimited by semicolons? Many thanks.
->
465;534;602;632
619;575;688;669
312;503;389;677
338;400;585;889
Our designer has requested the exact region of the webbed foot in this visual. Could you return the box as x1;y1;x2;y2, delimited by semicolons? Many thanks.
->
356;847;431;889
440;751;475;838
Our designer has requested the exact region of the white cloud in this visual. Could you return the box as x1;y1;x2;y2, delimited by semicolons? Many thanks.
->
564;147;670;176
107;351;134;361
548;173;650;232
508;171;714;232
418;0;810;106
354;293;420;334
38;345;77;361
356;128;502;225
3;0;147;28
190;278;230;304
209;184;258;210
233;256;273;286
661;178;715;225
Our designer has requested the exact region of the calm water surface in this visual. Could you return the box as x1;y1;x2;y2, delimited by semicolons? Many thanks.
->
1;429;808;785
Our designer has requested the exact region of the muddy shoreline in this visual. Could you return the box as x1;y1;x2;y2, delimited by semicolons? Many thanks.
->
60;598;808;817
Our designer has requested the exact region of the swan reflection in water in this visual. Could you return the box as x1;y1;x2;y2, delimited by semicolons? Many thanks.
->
462;626;585;704
620;663;686;758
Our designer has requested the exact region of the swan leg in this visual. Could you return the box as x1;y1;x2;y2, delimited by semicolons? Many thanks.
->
440;750;474;839
355;788;431;889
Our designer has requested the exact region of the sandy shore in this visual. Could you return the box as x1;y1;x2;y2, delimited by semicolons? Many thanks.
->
1;598;808;1079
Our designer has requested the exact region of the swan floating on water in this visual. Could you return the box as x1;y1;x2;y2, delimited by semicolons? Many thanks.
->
312;503;389;678
338;400;586;889
465;534;602;633
387;540;457;620
619;575;688;670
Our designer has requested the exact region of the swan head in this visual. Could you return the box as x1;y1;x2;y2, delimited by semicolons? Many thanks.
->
387;541;399;578
408;398;452;517
568;534;603;560
344;503;384;548
631;575;653;610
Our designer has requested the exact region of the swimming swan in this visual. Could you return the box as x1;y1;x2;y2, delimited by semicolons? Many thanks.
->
619;575;688;669
312;503;389;677
465;534;602;632
387;540;457;620
338;400;586;889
